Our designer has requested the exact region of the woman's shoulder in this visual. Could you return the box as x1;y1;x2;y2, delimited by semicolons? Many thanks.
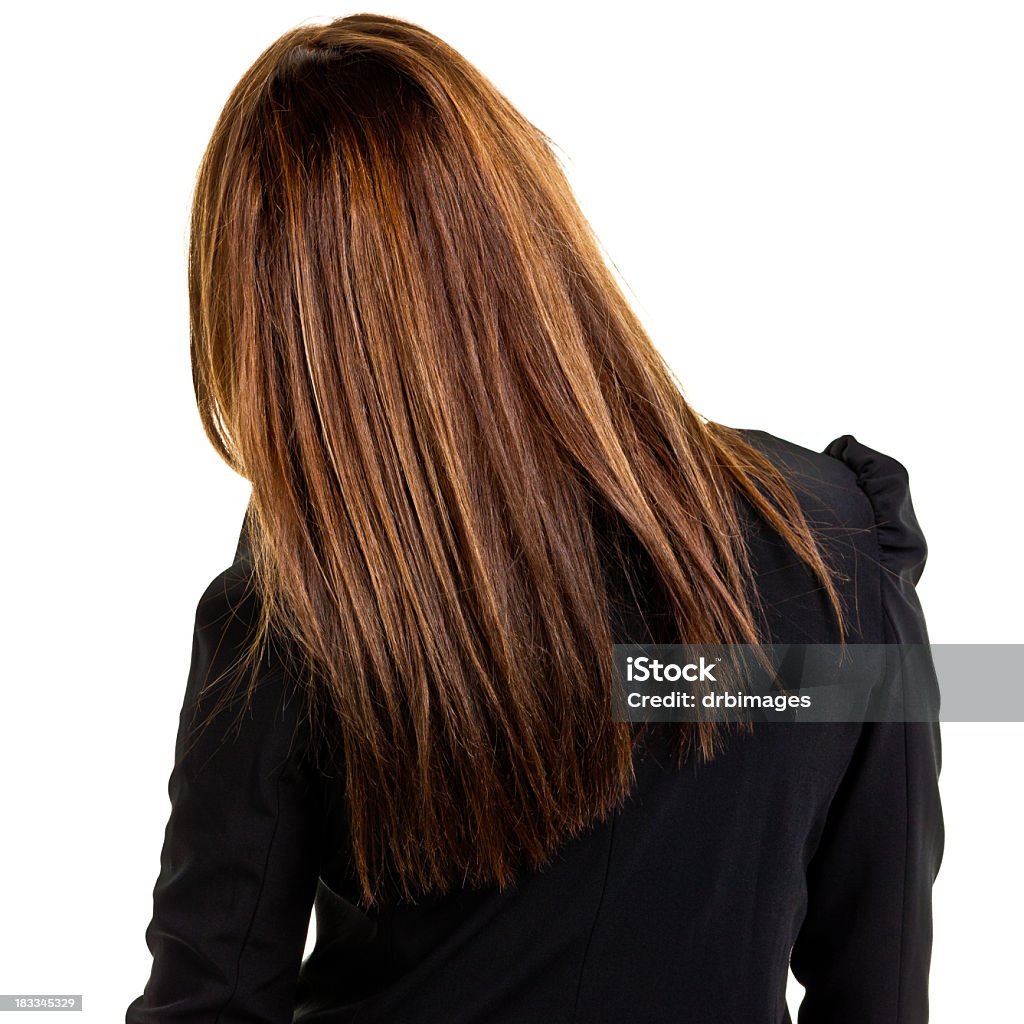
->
736;427;873;521
730;426;930;642
736;428;925;561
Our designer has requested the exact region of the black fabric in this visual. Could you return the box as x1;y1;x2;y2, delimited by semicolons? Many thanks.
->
125;429;944;1024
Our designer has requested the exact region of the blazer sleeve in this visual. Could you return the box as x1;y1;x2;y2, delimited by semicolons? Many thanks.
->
125;559;323;1024
789;436;945;1023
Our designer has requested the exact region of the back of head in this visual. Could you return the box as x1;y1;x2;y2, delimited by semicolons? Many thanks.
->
188;14;843;907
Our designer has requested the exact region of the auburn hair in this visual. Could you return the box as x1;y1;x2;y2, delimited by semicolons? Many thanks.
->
188;13;844;908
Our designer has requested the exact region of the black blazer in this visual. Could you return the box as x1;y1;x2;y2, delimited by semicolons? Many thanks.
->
125;429;944;1024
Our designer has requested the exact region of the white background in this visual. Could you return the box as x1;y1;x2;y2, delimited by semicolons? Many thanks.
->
2;2;1020;1019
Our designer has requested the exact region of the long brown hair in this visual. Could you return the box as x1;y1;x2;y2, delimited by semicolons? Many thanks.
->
189;13;844;907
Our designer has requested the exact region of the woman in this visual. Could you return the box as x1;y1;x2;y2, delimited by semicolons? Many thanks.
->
126;14;943;1023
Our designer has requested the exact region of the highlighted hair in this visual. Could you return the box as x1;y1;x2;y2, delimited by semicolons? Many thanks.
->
189;13;844;907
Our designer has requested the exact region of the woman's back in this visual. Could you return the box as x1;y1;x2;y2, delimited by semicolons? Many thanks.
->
125;15;942;1022
126;428;943;1024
